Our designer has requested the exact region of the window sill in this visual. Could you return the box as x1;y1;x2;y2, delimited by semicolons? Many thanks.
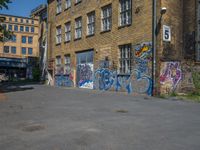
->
56;12;62;16
100;29;111;34
64;40;70;44
64;7;71;11
74;1;82;6
118;24;132;29
86;34;95;38
55;43;61;46
74;37;82;41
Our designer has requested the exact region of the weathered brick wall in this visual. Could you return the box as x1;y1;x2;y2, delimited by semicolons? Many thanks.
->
48;0;154;95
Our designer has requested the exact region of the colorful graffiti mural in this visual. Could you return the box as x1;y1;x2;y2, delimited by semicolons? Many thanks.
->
55;65;74;87
94;68;152;95
77;63;93;89
94;42;153;96
160;62;182;94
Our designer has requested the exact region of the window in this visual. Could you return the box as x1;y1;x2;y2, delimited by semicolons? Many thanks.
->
31;27;34;33
28;37;33;44
87;11;95;36
11;35;16;42
11;47;16;54
25;26;29;32
64;55;71;74
14;25;18;31
20;26;24;32
22;36;26;43
119;44;132;74
75;17;82;39
56;56;61;65
101;4;112;31
9;17;12;21
56;26;62;44
2;24;6;30
64;55;70;65
119;0;132;26
26;19;29;24
56;0;62;14
31;20;34;24
21;47;26;55
21;18;23;23
65;22;71;42
15;18;18;22
65;0;71;9
3;46;9;53
28;48;33;55
75;0;81;4
8;24;12;31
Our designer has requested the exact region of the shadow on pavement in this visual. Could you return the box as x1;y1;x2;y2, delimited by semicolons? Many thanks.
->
0;82;39;93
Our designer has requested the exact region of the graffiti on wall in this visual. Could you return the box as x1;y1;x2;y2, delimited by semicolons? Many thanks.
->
77;63;93;89
94;42;153;96
55;65;74;87
160;62;182;94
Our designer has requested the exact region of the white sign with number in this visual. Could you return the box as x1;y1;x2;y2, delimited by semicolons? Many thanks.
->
163;25;171;42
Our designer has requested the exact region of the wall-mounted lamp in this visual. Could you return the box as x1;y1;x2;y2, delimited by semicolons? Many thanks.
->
160;7;167;15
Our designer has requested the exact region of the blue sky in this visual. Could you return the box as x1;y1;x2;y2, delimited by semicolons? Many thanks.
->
0;0;47;17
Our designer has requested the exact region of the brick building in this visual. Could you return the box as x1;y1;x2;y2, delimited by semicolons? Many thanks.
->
0;14;39;80
47;0;200;96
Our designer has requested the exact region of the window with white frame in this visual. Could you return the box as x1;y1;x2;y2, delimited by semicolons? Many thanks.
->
65;22;71;42
56;26;62;44
65;0;71;9
56;56;61;65
75;17;82;39
64;55;71;65
75;0;81;4
101;4;112;31
119;0;132;26
87;11;95;36
56;0;62;14
119;44;132;74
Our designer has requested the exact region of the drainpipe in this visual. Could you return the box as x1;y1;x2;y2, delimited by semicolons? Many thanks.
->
152;0;157;96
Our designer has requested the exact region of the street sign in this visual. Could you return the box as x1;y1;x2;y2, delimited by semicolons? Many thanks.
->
163;25;171;42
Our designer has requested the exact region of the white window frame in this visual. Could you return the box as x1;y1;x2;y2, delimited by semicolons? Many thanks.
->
101;4;112;31
75;17;82;39
56;56;61;65
65;22;71;42
56;26;62;44
65;0;71;9
119;44;132;74
119;0;132;26
64;55;71;65
87;11;95;36
56;0;62;14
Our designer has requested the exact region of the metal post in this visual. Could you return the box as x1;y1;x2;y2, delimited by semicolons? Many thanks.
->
152;0;157;96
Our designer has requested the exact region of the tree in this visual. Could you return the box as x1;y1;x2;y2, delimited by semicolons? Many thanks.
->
0;0;12;42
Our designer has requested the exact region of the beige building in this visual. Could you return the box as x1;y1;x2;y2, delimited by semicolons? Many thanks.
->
0;14;39;79
0;14;39;58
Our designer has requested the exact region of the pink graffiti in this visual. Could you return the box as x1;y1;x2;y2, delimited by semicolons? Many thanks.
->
160;62;182;89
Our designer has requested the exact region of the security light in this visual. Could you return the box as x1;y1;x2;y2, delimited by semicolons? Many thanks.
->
161;7;167;15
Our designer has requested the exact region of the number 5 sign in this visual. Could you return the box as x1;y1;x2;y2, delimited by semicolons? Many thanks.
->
163;25;171;42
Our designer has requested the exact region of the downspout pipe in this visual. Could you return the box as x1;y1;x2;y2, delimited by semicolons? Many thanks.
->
152;0;157;96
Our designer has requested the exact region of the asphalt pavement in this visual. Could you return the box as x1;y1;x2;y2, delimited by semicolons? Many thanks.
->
0;84;200;150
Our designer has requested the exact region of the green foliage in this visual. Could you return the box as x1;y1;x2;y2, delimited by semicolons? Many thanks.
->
32;67;40;81
0;0;12;10
0;0;13;42
192;72;200;89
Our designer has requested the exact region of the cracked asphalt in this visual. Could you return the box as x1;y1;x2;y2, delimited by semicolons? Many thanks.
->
0;84;200;150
